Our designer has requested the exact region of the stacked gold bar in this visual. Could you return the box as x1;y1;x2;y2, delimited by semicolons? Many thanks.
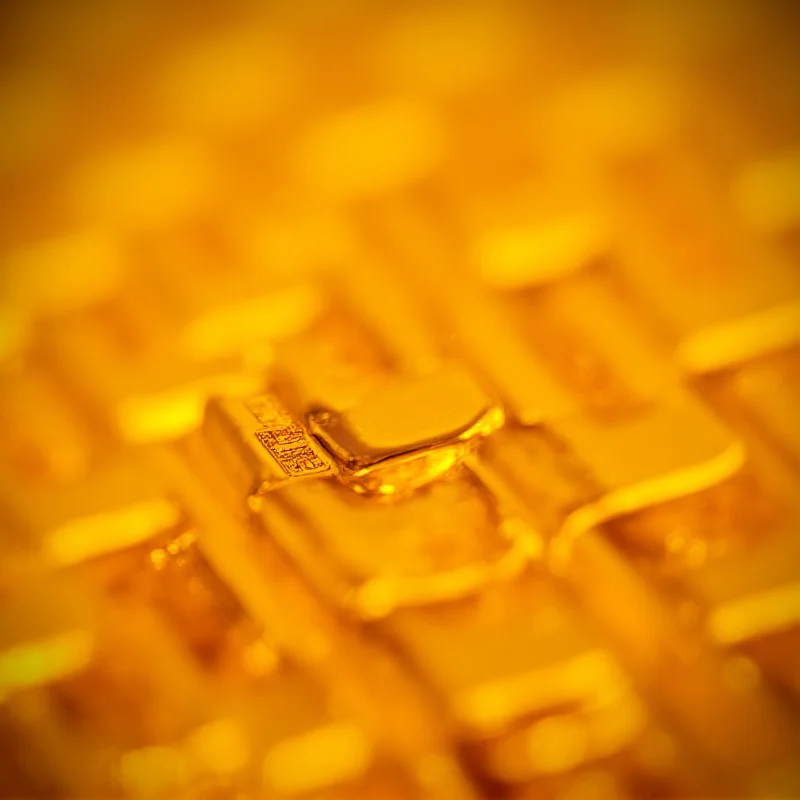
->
0;1;799;798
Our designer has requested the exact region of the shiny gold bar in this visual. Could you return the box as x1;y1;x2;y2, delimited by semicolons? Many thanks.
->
0;453;183;567
0;361;95;485
733;149;800;238
383;573;645;783
358;199;578;425
0;577;97;698
3;230;127;323
0;580;211;782
720;347;800;469
272;298;397;416
611;157;800;374
554;390;746;546
41;309;264;444
255;471;529;618
497;269;676;418
140;531;281;684
685;530;800;701
1;3;800;798
308;365;504;495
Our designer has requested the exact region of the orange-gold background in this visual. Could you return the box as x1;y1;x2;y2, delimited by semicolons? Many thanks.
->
0;1;799;799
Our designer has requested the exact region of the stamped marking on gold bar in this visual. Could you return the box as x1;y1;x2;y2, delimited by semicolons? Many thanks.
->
254;427;330;477
202;394;335;498
246;398;332;479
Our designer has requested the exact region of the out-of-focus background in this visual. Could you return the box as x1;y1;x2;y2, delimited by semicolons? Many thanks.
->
0;1;799;799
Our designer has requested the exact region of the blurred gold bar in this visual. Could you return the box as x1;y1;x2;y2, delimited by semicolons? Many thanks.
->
0;453;183;567
383;573;644;784
554;390;746;541
255;471;528;618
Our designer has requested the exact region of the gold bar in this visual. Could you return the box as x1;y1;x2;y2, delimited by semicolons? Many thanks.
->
733;149;800;237
563;530;800;781
255;471;529;618
47;602;212;749
272;299;397;416
356;200;577;425
0;453;183;567
383;574;644;783
293;99;444;202
3;230;126;321
610;156;800;373
0;362;94;485
553;390;746;544
0;576;97;697
496;269;675;418
141;531;281;684
692;532;800;646
721;347;800;469
684;530;800;702
42;311;263;444
68;138;217;233
308;365;504;495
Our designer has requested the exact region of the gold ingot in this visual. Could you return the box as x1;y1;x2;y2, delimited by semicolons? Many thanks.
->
234;664;377;796
68;139;216;232
270;295;397;417
733;150;800;236
294;100;443;201
3;230;125;320
554;390;746;548
499;269;675;417
474;212;610;291
308;365;504;494
0;364;93;485
725;347;800;468
42;310;264;444
354;200;576;425
0;453;182;566
145;532;281;682
0;577;96;697
684;526;800;704
262;721;374;796
612;158;800;374
688;532;800;648
156;28;295;137
48;602;211;749
545;68;680;160
255;472;528;618
384;575;643;781
180;281;322;363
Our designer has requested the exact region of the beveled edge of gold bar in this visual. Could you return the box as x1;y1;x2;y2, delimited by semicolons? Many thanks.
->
676;299;800;375
308;404;503;471
306;366;505;472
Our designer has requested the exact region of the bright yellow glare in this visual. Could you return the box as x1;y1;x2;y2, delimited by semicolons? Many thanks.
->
262;723;373;795
0;630;94;693
296;100;443;200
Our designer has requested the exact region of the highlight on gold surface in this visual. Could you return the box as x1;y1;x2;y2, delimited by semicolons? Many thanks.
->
0;1;799;798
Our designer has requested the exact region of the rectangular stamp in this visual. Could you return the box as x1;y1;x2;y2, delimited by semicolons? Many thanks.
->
254;425;331;477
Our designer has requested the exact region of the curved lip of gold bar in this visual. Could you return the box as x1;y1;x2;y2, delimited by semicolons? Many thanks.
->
348;534;531;620
306;404;504;470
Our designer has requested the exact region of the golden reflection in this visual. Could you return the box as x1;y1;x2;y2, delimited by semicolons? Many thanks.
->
0;1;799;798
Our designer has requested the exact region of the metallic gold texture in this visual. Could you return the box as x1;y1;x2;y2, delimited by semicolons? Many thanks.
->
0;1;799;799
